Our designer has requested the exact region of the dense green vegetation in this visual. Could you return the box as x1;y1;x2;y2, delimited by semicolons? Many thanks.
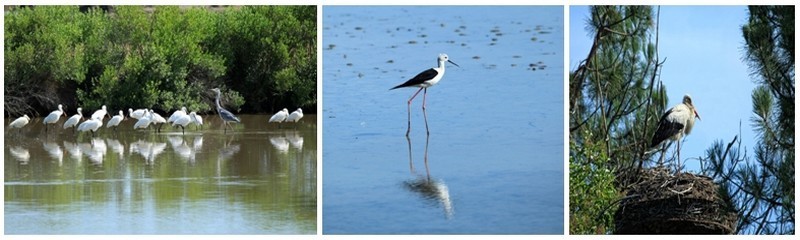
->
4;5;316;117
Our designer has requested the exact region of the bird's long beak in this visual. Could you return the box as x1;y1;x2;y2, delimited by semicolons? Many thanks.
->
448;60;460;68
694;110;701;120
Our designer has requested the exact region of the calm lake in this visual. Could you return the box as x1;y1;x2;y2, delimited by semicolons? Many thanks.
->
4;114;316;234
322;6;564;234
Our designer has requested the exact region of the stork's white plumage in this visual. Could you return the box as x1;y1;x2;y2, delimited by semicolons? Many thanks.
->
650;94;701;168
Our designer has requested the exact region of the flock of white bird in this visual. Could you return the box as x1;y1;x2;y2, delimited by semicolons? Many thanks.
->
7;104;305;136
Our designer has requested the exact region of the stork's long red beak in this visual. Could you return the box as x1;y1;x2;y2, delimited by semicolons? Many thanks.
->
695;110;701;120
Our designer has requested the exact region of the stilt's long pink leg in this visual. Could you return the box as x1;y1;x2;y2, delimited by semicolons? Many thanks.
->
406;88;424;136
422;88;429;135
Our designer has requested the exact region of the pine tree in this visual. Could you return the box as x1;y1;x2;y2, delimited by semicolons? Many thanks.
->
569;6;665;234
704;6;794;234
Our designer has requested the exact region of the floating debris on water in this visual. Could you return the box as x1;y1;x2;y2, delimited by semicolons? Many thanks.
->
355;26;363;30
346;63;353;66
408;40;417;44
512;55;521;58
472;56;481;59
387;60;394;63
327;44;336;50
418;34;427;38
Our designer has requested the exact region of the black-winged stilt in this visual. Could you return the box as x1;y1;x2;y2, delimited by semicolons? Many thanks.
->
390;53;459;136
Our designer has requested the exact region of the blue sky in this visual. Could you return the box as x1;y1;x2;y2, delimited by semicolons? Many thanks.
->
569;6;758;172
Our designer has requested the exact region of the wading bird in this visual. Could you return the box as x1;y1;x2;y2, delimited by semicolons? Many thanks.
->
168;106;187;124
649;94;701;171
78;116;104;137
106;110;125;131
190;111;203;130
287;108;304;123
390;53;459;136
129;108;147;119
269;108;289;123
172;112;197;135
64;108;84;133
9;114;31;134
150;110;167;132
91;105;110;120
43;104;66;134
133;109;153;130
211;88;241;133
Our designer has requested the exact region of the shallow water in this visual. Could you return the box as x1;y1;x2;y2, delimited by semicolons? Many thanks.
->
323;6;564;234
4;114;316;234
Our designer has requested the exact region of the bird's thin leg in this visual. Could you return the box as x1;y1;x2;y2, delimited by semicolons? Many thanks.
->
675;139;682;175
423;134;431;182
406;87;424;136
658;142;667;166
422;88;429;135
407;134;414;173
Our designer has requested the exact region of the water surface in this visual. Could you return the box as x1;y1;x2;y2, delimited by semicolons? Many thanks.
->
323;6;564;234
5;114;316;234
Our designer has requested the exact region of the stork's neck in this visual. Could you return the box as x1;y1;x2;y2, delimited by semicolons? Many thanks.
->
437;59;446;71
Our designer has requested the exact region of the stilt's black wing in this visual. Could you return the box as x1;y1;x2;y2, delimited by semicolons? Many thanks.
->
650;109;685;148
390;68;438;90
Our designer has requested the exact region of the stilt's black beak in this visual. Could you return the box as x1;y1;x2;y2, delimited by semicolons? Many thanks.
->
448;60;460;68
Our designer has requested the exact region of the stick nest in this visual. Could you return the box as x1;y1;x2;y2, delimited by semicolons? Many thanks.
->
614;167;738;234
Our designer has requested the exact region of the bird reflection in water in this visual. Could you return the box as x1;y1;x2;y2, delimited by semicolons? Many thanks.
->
403;135;454;219
9;146;30;165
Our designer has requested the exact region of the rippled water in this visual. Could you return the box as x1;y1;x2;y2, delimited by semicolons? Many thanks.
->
323;6;564;234
4;114;316;234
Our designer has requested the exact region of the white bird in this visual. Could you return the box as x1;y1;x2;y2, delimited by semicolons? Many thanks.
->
9;114;31;134
172;112;196;135
77;116;104;137
63;108;84;132
286;108;304;123
649;94;702;170
190;111;203;130
133;109;153;130
150;110;167;132
167;106;188;123
91;105;110;120
269;108;289;123
211;88;241;133
129;108;147;119
43;104;66;134
106;110;125;131
390;53;459;136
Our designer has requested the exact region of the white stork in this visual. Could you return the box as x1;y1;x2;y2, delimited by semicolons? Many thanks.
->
649;94;701;170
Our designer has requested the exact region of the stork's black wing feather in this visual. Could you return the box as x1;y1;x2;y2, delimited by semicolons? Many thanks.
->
650;109;685;148
390;68;438;90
